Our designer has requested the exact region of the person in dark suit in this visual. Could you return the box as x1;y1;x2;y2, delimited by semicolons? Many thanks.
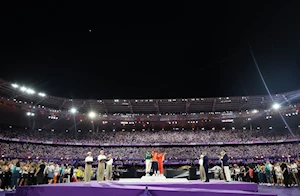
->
203;152;209;182
220;149;231;182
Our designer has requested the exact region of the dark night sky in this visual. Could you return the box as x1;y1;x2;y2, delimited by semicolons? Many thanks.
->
1;2;300;99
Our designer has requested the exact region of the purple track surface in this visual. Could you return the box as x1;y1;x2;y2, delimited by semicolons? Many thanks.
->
1;180;299;196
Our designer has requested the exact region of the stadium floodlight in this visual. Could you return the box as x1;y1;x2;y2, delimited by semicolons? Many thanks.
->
26;88;35;94
12;84;19;88
38;92;46;97
88;111;96;118
20;86;27;92
70;108;77;114
272;103;281;110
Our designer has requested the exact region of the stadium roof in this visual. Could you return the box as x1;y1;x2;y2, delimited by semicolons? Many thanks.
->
1;78;300;114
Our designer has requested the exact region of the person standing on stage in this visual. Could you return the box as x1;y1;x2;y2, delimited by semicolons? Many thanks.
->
199;154;205;181
97;150;106;182
106;154;113;181
157;151;166;176
151;149;158;176
144;149;152;176
203;152;209;182
84;152;93;184
220;149;231;182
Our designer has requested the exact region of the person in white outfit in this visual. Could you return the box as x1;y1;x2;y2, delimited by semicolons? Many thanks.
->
106;154;113;181
97;150;106;182
291;161;299;185
199;154;205;181
144;149;152;176
84;152;93;183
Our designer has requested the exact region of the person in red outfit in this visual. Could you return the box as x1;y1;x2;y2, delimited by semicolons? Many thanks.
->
157;152;166;176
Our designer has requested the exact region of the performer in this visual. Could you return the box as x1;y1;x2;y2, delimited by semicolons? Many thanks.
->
106;154;113;181
84;152;93;183
199;154;205;181
220;149;231;182
144;149;152;176
157;151;166;176
203;152;209;182
151;149;158;176
97;150;106;182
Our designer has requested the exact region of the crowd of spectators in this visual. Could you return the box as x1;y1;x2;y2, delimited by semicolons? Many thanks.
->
1;126;299;163
0;127;299;144
1;125;300;191
1;141;299;161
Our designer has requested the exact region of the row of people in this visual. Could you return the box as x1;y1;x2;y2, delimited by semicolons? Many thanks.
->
84;150;113;183
0;159;80;191
1;141;299;160
200;151;300;188
144;149;166;176
230;160;300;188
1;156;299;190
0;128;299;144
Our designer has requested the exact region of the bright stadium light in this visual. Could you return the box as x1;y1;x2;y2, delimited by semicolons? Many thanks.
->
38;92;46;97
88;111;96;118
20;86;27;92
26;88;35;94
12;84;19;88
272;103;281;110
70;108;77;114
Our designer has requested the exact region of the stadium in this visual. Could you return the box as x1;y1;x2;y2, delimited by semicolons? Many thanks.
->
2;2;300;196
0;78;299;196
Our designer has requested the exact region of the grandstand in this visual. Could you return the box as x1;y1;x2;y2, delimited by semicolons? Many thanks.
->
0;79;299;196
0;78;299;164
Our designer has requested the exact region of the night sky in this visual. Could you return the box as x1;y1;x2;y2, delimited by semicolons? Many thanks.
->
1;2;300;99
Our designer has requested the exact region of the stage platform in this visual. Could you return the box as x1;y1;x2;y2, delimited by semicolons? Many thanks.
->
119;175;189;183
13;178;278;196
117;178;259;192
